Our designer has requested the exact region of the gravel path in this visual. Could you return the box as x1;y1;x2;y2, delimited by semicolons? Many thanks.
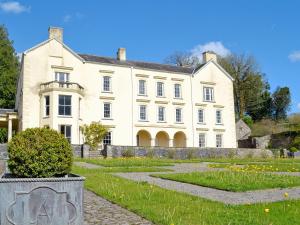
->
84;190;153;225
74;161;103;169
115;171;300;205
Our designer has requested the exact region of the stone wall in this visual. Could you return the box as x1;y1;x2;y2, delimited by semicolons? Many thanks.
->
106;145;273;159
0;144;8;160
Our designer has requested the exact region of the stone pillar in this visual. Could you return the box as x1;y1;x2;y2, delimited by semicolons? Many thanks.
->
151;138;156;147
169;139;174;147
8;118;12;141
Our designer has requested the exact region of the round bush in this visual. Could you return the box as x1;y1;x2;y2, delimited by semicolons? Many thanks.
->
8;128;73;178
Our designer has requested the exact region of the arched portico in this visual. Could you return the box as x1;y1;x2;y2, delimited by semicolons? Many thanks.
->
173;131;187;147
136;130;151;146
155;131;169;147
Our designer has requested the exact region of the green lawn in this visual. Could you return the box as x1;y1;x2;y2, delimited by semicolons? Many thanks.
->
73;165;300;225
151;171;300;192
210;162;300;172
75;158;203;167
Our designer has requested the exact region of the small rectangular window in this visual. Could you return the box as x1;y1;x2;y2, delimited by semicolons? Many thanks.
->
175;108;182;123
198;109;204;123
139;105;147;121
157;82;164;97
203;87;214;102
216;110;222;124
103;76;111;92
174;84;181;98
45;96;50;116
216;134;222;148
103;103;111;118
58;95;71;116
55;72;69;82
158;106;165;122
138;80;146;95
199;133;206;148
103;132;112;146
59;125;72;143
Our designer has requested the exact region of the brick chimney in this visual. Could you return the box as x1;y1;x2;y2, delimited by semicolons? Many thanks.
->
202;51;217;63
117;48;126;61
48;27;63;42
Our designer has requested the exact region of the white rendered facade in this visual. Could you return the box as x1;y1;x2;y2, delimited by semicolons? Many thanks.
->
16;28;237;148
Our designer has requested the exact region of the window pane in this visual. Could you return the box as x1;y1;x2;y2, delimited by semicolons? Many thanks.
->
198;109;204;123
139;80;145;95
59;95;64;105
103;76;111;91
157;82;163;96
65;96;71;105
199;134;206;147
65;106;71;116
176;108;182;122
174;84;181;98
103;132;112;145
59;106;64;115
104;103;111;118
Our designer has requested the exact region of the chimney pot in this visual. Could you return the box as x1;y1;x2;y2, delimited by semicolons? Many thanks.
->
48;27;63;42
117;48;126;61
202;51;217;63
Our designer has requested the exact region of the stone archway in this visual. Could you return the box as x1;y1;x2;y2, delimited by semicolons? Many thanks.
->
136;130;151;147
173;131;186;147
155;131;169;147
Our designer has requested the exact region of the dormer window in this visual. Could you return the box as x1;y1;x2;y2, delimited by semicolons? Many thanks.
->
55;72;69;82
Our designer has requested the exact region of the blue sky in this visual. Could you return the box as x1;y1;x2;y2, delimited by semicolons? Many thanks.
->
1;0;299;113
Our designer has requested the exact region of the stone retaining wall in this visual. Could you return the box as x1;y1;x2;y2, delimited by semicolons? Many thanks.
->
0;144;8;160
106;145;273;159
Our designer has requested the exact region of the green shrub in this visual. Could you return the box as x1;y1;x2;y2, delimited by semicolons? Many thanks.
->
7;128;73;178
146;148;155;158
291;136;300;149
290;147;298;153
122;148;134;158
0;128;7;143
242;115;253;127
80;122;108;151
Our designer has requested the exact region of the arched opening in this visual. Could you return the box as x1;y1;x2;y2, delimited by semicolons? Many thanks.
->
136;130;151;146
155;131;169;147
173;131;186;147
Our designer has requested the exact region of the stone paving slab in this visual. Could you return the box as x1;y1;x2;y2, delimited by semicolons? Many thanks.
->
84;190;153;225
74;161;103;169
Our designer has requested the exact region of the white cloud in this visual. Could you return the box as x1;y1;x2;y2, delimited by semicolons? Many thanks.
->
0;1;30;13
289;51;300;62
63;14;72;23
191;41;231;59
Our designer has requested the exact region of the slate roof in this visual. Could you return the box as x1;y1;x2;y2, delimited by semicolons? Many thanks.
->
79;54;204;74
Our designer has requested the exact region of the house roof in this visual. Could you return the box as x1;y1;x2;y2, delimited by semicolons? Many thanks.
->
79;54;204;74
0;109;15;115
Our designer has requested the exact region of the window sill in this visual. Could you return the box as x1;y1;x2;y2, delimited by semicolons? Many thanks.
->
197;122;206;125
156;96;166;98
138;120;149;122
174;97;183;100
137;94;148;97
203;100;216;103
215;123;224;126
102;118;113;120
43;116;50;119
102;91;113;94
157;121;167;123
58;115;72;118
175;122;184;124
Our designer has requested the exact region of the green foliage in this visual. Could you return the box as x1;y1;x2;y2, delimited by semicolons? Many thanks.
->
7;128;73;178
241;115;253;127
272;87;291;120
291;136;300;149
121;148;135;158
80;122;108;151
0;25;19;108
0;128;8;143
290;147;298;153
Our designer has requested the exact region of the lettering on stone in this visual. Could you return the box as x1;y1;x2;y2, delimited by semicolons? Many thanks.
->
6;187;77;225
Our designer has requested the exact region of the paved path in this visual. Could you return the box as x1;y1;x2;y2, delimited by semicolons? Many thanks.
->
74;161;103;169
84;190;153;225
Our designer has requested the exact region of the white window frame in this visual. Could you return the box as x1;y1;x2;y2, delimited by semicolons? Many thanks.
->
139;105;147;121
203;87;214;102
216;109;223;124
156;82;164;97
55;72;69;82
175;108;182;123
103;131;112;146
158;106;166;122
198;109;205;124
59;124;72;143
44;95;50;117
103;102;112;119
58;95;72;116
138;80;147;96
199;133;206;148
103;76;111;92
216;134;223;148
174;83;182;98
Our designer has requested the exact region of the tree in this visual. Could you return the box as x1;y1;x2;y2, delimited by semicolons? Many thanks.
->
0;25;19;108
80;122;108;151
218;54;271;120
164;51;199;67
272;87;291;120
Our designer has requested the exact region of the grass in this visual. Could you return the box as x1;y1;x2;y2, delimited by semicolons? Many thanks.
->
75;157;203;167
151;171;300;192
209;162;300;172
97;166;172;173
73;165;300;225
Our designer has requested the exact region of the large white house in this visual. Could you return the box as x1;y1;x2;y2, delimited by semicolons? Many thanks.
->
14;27;237;148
